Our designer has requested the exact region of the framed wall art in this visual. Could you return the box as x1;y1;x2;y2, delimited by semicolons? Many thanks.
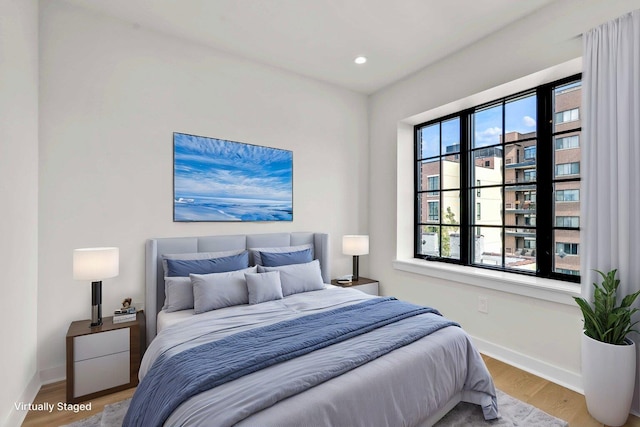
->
173;132;293;222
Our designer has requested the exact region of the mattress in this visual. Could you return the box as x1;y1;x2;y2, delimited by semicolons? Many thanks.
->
156;308;195;333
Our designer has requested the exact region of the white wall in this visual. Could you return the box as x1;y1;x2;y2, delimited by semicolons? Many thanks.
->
369;0;640;393
0;0;39;426
38;2;368;379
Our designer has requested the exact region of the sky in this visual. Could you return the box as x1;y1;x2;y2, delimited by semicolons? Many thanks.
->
420;93;537;158
173;133;293;202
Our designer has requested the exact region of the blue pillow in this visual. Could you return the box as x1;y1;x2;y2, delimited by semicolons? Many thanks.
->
260;248;313;267
166;251;249;277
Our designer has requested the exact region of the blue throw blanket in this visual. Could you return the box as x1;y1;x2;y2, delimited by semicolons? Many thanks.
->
123;297;459;427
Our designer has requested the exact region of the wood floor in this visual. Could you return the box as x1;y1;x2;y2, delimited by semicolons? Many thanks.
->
21;355;640;426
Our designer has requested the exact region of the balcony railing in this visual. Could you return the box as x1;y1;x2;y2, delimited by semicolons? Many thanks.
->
504;184;536;192
505;229;536;238
505;159;536;169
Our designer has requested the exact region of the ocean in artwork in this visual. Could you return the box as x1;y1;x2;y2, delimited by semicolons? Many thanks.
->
173;133;293;222
174;196;293;222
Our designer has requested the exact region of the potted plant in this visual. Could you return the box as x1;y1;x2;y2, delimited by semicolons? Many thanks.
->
574;269;640;426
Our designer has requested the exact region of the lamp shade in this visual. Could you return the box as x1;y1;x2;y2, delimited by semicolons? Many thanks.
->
342;235;369;256
73;247;119;281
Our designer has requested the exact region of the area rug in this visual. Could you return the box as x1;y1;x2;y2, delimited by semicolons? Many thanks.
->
62;389;568;427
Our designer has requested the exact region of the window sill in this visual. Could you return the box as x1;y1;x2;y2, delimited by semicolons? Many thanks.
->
392;258;581;306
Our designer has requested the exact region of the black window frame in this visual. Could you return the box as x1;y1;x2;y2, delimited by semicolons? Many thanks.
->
414;74;581;283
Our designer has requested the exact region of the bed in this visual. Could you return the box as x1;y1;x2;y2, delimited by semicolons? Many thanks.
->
127;232;497;427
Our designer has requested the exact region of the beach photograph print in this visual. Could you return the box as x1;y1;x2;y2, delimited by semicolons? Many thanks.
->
173;133;293;222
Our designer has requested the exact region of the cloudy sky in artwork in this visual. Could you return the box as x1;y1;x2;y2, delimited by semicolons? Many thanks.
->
174;133;293;202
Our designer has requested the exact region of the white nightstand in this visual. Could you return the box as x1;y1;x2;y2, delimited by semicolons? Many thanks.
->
66;312;145;403
331;277;379;296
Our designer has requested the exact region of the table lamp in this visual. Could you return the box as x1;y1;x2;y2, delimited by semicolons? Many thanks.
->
342;235;369;281
73;247;119;327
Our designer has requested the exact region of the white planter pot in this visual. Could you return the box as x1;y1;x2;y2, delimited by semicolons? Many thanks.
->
582;332;636;426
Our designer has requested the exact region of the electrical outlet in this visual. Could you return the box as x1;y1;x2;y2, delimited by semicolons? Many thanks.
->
478;296;489;314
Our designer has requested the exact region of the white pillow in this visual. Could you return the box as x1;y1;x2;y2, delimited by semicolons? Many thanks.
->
191;266;257;314
164;276;193;313
257;259;325;296
245;271;283;304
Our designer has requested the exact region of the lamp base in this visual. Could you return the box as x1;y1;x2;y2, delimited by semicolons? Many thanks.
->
352;255;360;282
90;281;102;328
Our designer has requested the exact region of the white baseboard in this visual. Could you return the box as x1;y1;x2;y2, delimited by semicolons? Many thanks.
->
3;371;41;427
471;335;583;394
39;364;65;385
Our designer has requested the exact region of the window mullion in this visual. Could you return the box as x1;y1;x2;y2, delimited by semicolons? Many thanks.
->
536;85;553;276
460;112;470;265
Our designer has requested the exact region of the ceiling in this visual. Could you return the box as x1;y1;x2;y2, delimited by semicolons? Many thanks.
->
62;0;557;94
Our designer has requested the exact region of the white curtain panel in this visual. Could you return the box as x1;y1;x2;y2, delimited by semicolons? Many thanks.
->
582;8;640;411
582;10;640;293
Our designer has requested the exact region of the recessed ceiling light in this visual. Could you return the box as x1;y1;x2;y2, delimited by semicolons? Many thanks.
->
354;56;367;65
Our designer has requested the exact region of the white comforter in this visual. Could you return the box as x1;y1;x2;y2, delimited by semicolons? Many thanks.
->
140;286;497;427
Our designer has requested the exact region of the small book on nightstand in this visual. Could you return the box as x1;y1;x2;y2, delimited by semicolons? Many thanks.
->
112;313;136;324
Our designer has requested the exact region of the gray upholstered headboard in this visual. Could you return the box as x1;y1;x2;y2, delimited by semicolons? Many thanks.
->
145;232;330;345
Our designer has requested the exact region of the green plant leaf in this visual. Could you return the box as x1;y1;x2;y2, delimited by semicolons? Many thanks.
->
575;269;639;345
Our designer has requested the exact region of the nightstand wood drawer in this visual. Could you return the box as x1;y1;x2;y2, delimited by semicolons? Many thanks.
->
74;328;129;361
352;282;378;296
74;351;130;397
66;312;145;403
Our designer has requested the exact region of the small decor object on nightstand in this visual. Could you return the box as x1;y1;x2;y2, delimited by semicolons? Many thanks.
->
114;298;136;322
115;297;136;315
336;274;353;284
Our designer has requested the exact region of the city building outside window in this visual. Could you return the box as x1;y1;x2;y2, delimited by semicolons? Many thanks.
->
415;75;581;282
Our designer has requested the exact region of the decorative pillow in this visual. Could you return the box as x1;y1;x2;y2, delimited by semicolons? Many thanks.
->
257;259;325;296
245;271;284;304
191;266;257;314
260;248;313;267
161;249;245;277
164;276;194;313
249;244;314;266
166;251;249;277
161;249;246;309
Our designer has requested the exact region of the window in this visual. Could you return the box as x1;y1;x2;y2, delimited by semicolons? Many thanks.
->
524;146;536;160
427;176;439;196
555;135;579;150
555;108;579;123
524;169;536;182
415;75;581;282
556;189;579;201
556;216;579;227
428;201;439;221
556;242;579;255
555;162;580;176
